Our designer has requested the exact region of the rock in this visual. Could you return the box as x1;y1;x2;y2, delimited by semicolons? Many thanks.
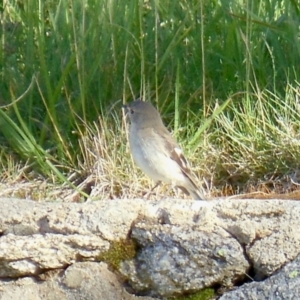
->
0;233;109;277
212;199;300;279
120;222;249;297
0;197;145;240
0;262;155;300
0;197;299;298
120;199;300;297
219;254;300;300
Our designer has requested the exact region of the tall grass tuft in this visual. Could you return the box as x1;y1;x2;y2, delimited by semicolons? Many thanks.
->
0;0;300;197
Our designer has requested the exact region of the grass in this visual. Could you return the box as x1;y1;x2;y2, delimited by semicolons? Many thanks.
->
0;0;300;200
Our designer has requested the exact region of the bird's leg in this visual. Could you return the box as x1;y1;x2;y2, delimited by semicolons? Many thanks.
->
163;184;175;199
166;183;187;199
143;181;161;199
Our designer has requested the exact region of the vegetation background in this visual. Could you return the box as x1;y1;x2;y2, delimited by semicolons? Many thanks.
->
0;0;300;200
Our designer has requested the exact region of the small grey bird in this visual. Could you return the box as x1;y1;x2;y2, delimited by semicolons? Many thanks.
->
123;99;205;200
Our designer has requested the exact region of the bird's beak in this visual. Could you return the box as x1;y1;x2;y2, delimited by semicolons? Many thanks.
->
122;104;130;120
122;104;130;114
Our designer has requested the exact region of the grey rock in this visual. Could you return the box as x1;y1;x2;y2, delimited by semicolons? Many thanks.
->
120;221;249;297
219;254;300;300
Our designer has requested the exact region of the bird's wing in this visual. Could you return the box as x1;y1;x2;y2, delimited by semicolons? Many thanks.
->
158;127;192;176
153;126;203;199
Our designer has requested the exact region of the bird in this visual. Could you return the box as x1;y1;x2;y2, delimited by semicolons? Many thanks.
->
123;99;205;200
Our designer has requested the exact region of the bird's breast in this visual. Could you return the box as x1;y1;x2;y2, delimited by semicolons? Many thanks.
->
129;128;185;183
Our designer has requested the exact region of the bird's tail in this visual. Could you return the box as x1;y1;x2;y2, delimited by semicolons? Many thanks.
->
189;188;205;200
178;185;205;200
